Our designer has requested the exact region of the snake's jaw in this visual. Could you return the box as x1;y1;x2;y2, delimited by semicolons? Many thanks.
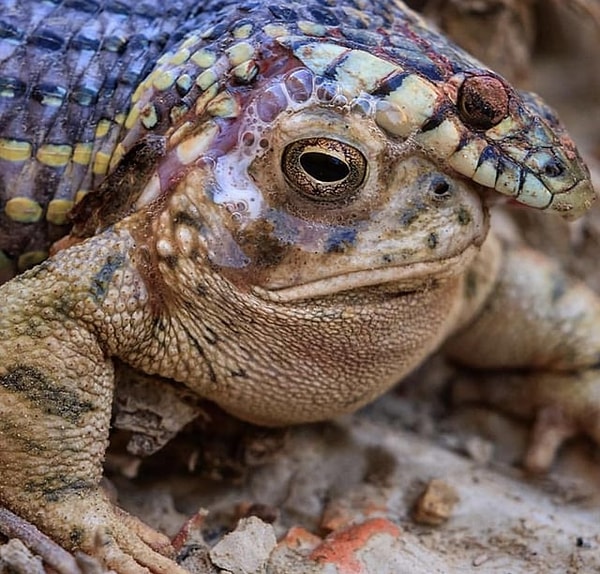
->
494;90;597;220
546;178;597;221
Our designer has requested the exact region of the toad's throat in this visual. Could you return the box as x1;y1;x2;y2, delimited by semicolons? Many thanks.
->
253;244;480;303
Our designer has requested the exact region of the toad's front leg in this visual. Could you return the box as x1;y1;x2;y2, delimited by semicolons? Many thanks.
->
446;234;600;471
0;231;189;574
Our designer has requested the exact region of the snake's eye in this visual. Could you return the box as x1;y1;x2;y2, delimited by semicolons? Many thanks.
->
281;138;367;203
457;75;509;131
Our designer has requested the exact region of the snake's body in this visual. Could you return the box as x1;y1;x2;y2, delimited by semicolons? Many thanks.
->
0;0;594;281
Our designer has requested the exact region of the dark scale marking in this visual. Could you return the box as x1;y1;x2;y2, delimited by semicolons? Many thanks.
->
325;228;357;253
455;133;472;152
232;17;254;31
371;71;410;97
268;5;298;21
517;167;530;196
123;66;150;88
102;74;120;91
183;326;219;385
71;85;99;106
0;77;27;98
128;33;152;52
175;78;193;97
200;22;230;41
104;34;129;54
427;232;438;249
309;7;339;26
421;109;447;133
121;62;150;88
91;253;126;301
342;28;381;46
495;154;519;178
26;476;94;503
456;207;472;226
63;0;101;12
0;366;95;425
406;56;444;82
32;83;67;105
71;34;101;51
203;325;219;345
477;145;499;167
230;367;248;378
0;20;24;41
29;28;66;51
105;0;131;15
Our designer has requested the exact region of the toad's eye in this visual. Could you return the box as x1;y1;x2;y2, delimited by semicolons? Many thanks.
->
281;138;367;203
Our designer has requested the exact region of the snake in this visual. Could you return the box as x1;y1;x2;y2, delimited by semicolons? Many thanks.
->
0;0;595;282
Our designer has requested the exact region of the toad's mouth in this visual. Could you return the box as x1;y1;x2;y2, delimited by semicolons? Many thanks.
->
252;244;480;303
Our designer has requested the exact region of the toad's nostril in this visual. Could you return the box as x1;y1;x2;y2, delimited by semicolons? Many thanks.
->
430;178;452;199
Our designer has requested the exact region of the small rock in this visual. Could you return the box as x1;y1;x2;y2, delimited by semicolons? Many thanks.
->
0;539;45;574
412;479;460;526
209;516;276;574
472;553;490;567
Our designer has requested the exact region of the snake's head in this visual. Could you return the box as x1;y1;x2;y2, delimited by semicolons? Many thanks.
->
512;89;596;219
405;72;597;220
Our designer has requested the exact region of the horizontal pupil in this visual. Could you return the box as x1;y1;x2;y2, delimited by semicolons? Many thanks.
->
300;152;350;182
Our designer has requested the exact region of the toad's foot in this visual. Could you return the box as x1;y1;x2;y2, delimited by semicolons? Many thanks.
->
3;491;189;574
453;370;600;472
446;242;600;472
